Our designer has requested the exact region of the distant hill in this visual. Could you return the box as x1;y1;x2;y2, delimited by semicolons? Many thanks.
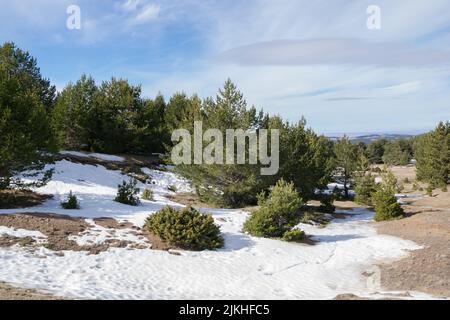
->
326;133;417;144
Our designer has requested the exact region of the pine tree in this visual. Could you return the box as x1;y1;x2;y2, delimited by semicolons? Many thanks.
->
382;140;411;165
52;75;98;150
278;119;333;200
175;79;268;207
333;136;358;198
416;122;450;188
366;139;388;164
354;150;376;205
0;42;56;190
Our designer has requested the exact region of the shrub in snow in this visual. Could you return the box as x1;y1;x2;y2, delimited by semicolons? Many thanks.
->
145;206;224;250
61;191;80;209
168;185;177;193
141;188;154;201
372;188;404;222
243;179;303;238
282;229;305;242
115;178;140;206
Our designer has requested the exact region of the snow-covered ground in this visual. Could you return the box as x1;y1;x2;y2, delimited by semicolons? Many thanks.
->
0;160;430;300
60;151;125;162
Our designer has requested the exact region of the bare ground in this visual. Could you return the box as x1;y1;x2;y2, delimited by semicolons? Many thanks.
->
372;164;450;298
376;207;450;298
0;189;52;209
0;213;157;253
0;282;65;300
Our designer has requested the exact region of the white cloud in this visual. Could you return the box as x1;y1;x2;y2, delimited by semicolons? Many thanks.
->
219;39;450;68
121;0;144;12
131;3;160;24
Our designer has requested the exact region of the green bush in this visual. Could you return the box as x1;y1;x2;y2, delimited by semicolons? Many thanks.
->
141;188;154;201
442;185;448;192
145;206;224;250
372;188;404;222
243;179;303;238
282;229;305;242
115;179;140;206
403;177;410;184
61;191;80;209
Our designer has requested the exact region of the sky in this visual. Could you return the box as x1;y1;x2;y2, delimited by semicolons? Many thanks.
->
1;0;450;135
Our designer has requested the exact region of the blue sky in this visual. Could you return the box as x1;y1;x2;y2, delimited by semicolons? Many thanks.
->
1;0;450;135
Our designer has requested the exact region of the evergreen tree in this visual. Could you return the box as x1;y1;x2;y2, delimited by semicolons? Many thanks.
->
416;122;450;188
366;139;387;164
52;74;98;150
133;94;167;154
278;119;333;200
333;136;358;198
382;139;412;165
372;169;404;221
0;42;55;190
92;78;143;153
354;150;376;205
176;79;268;207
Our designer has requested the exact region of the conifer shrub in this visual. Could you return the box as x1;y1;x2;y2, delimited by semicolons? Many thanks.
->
243;179;304;238
282;229;305;242
355;174;376;206
403;177;410;184
115;178;140;206
61;191;80;209
372;188;404;222
145;206;224;250
141;188;154;201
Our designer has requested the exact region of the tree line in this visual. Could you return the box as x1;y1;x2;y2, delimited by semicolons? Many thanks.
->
1;42;448;208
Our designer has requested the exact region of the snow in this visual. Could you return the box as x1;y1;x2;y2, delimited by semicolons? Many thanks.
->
60;151;125;162
0;158;432;300
141;167;194;195
90;153;125;162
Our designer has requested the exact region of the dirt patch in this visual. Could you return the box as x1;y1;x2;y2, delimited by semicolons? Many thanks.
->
93;217;134;229
0;235;35;247
0;282;65;300
0;190;52;209
0;213;149;254
376;208;450;298
142;230;174;251
334;200;368;210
